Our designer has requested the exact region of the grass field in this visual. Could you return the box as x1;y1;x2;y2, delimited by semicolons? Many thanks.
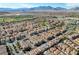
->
0;15;34;23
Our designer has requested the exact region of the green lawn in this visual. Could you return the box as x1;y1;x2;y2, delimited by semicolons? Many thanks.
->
0;15;34;23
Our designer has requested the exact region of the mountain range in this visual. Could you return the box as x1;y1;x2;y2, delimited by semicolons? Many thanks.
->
0;6;79;12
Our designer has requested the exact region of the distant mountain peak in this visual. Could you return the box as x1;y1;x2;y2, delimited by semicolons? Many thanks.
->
0;6;79;12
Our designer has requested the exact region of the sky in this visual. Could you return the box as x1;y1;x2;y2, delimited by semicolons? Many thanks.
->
0;3;79;9
0;0;79;3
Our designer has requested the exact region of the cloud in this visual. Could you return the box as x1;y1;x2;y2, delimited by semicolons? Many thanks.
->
66;3;79;8
0;3;34;8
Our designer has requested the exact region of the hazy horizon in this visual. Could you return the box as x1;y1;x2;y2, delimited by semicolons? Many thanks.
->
0;3;79;9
